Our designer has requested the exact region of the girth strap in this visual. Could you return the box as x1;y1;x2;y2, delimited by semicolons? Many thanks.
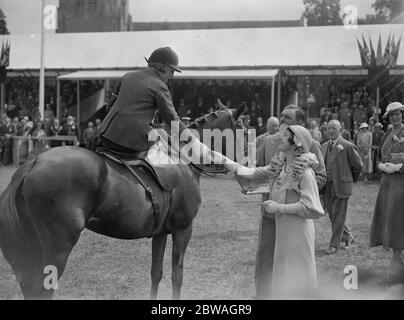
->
119;158;167;237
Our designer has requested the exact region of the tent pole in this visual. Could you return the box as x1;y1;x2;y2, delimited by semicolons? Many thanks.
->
277;73;281;116
77;80;80;125
376;86;380;116
56;79;60;120
270;77;275;117
39;0;45;120
0;82;5;116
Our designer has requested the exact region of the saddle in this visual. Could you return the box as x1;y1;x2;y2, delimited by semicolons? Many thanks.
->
98;147;175;192
96;147;176;237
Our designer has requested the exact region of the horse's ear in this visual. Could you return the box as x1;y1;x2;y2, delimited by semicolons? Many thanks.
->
217;98;227;110
234;103;246;120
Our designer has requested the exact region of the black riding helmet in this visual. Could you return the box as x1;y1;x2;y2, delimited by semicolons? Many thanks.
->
145;47;182;73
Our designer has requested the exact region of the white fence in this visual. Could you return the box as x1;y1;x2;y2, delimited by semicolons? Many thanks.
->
11;135;78;166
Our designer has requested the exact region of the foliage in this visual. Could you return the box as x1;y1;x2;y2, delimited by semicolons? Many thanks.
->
302;0;343;26
359;0;404;24
0;9;9;35
373;0;404;23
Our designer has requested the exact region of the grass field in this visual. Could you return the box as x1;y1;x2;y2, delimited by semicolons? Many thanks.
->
0;165;402;300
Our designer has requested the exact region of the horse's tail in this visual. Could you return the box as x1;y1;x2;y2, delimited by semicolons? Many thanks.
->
0;159;45;297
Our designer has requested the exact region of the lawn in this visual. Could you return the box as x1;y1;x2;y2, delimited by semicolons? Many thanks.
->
0;165;401;300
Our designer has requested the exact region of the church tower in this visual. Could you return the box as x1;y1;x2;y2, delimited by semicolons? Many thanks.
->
57;0;132;33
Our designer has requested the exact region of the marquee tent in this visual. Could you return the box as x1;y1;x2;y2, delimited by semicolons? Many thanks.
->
0;23;402;71
0;23;402;119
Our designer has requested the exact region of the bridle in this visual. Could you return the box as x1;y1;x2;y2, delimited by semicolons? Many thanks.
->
223;108;238;129
150;108;241;176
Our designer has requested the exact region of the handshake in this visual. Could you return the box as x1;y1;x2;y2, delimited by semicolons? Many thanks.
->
378;162;403;174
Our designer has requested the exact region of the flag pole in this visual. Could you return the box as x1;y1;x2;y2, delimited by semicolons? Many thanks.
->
39;0;45;121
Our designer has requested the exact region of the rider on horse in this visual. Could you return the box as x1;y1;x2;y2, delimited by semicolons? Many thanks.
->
98;46;210;160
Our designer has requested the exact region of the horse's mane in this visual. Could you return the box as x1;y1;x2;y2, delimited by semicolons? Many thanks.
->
187;110;221;129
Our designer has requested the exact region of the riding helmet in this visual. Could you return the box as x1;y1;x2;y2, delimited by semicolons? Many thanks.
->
146;47;182;73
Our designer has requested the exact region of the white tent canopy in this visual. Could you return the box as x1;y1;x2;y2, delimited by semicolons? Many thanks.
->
57;68;279;80
1;24;403;70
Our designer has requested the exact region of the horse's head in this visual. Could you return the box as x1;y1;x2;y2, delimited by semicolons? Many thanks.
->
188;103;246;163
188;102;246;132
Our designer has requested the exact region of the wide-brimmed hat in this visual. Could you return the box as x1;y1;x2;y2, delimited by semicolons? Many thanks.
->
383;102;404;119
359;123;369;129
288;125;312;153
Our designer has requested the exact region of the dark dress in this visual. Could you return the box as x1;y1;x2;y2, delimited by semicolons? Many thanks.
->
370;127;404;250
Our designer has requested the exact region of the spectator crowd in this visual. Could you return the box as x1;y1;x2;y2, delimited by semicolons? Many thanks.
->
0;76;403;172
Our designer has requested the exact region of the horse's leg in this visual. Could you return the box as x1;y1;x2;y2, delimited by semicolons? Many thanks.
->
23;236;83;300
21;205;85;300
171;224;193;300
150;233;168;300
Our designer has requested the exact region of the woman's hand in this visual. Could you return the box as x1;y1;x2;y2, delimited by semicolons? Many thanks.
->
378;162;402;174
385;163;402;173
261;200;279;214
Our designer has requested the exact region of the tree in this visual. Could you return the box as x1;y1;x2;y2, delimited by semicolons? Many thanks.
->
358;0;404;25
372;0;404;23
0;9;9;35
358;14;384;25
302;0;343;26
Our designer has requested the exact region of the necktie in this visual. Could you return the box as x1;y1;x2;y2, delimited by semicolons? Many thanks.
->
329;140;334;152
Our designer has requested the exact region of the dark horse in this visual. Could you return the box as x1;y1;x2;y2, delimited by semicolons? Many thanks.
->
0;105;245;299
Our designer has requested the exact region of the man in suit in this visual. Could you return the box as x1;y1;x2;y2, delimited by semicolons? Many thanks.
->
99;47;210;158
254;105;327;299
254;116;279;150
321;120;363;254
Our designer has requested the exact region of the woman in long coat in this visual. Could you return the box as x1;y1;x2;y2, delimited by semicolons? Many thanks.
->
213;125;324;299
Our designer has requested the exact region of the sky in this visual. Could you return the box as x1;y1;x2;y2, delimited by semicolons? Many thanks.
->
0;0;375;35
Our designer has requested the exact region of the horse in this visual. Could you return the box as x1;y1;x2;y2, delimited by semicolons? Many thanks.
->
0;104;246;300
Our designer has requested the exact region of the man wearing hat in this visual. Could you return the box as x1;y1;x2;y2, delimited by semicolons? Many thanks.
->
98;47;210;158
321;120;363;254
